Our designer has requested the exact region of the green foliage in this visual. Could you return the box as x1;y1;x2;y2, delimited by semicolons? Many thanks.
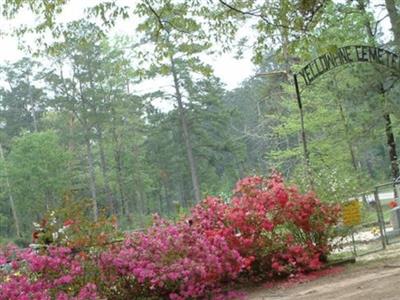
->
2;0;68;32
3;131;71;233
0;0;399;243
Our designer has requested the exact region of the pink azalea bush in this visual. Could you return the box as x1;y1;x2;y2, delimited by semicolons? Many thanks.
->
0;245;99;300
0;174;341;299
191;174;341;279
99;217;247;299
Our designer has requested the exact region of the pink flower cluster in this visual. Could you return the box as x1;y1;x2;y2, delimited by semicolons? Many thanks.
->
0;246;98;300
99;217;247;299
0;174;340;299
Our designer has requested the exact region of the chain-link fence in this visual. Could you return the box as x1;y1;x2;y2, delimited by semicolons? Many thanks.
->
331;180;400;260
331;188;387;259
373;182;400;245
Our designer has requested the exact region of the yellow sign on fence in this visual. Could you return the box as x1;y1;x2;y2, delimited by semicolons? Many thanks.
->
342;200;361;226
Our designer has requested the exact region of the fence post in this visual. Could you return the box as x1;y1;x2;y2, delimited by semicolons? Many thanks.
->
374;187;387;249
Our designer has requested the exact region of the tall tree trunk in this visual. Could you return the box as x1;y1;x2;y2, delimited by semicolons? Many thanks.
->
382;0;400;195
280;0;290;75
68;113;75;152
338;101;358;171
280;0;314;188
66;113;76;189
85;136;98;221
163;182;171;215
332;83;359;171
96;125;116;214
385;0;400;49
384;112;399;181
132;144;150;213
117;159;128;216
170;56;201;203
158;188;163;215
111;109;128;217
335;94;366;200
379;83;400;191
359;1;400;188
178;176;186;208
113;139;128;216
27;75;38;132
0;144;21;237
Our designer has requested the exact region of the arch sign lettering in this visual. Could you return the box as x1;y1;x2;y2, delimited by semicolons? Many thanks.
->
295;45;399;87
291;45;400;187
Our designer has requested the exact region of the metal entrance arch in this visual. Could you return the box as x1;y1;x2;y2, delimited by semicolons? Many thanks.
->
292;45;400;187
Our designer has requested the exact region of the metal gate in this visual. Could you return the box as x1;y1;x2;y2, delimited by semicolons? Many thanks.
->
331;189;386;259
373;182;400;245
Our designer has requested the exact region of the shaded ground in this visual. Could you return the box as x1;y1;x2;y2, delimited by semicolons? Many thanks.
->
246;246;400;300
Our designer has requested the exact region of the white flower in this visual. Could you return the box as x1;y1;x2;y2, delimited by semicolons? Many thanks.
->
33;222;41;229
52;232;59;240
58;226;67;234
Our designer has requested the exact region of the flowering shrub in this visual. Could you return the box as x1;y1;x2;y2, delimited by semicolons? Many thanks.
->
0;245;99;300
0;174;341;299
191;173;341;277
99;216;247;299
32;199;121;250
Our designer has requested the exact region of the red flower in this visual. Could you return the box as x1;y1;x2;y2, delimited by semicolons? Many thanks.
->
309;256;322;270
64;219;75;227
388;200;398;209
272;261;284;272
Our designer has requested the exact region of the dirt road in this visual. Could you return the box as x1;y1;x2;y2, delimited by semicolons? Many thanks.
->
247;256;400;300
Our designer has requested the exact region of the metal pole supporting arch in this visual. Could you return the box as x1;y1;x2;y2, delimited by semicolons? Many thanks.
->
294;45;400;189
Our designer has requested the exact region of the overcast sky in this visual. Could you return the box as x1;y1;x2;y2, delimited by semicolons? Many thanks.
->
0;0;392;94
0;0;255;92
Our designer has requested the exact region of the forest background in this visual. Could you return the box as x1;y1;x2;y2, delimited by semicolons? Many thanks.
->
0;0;399;243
